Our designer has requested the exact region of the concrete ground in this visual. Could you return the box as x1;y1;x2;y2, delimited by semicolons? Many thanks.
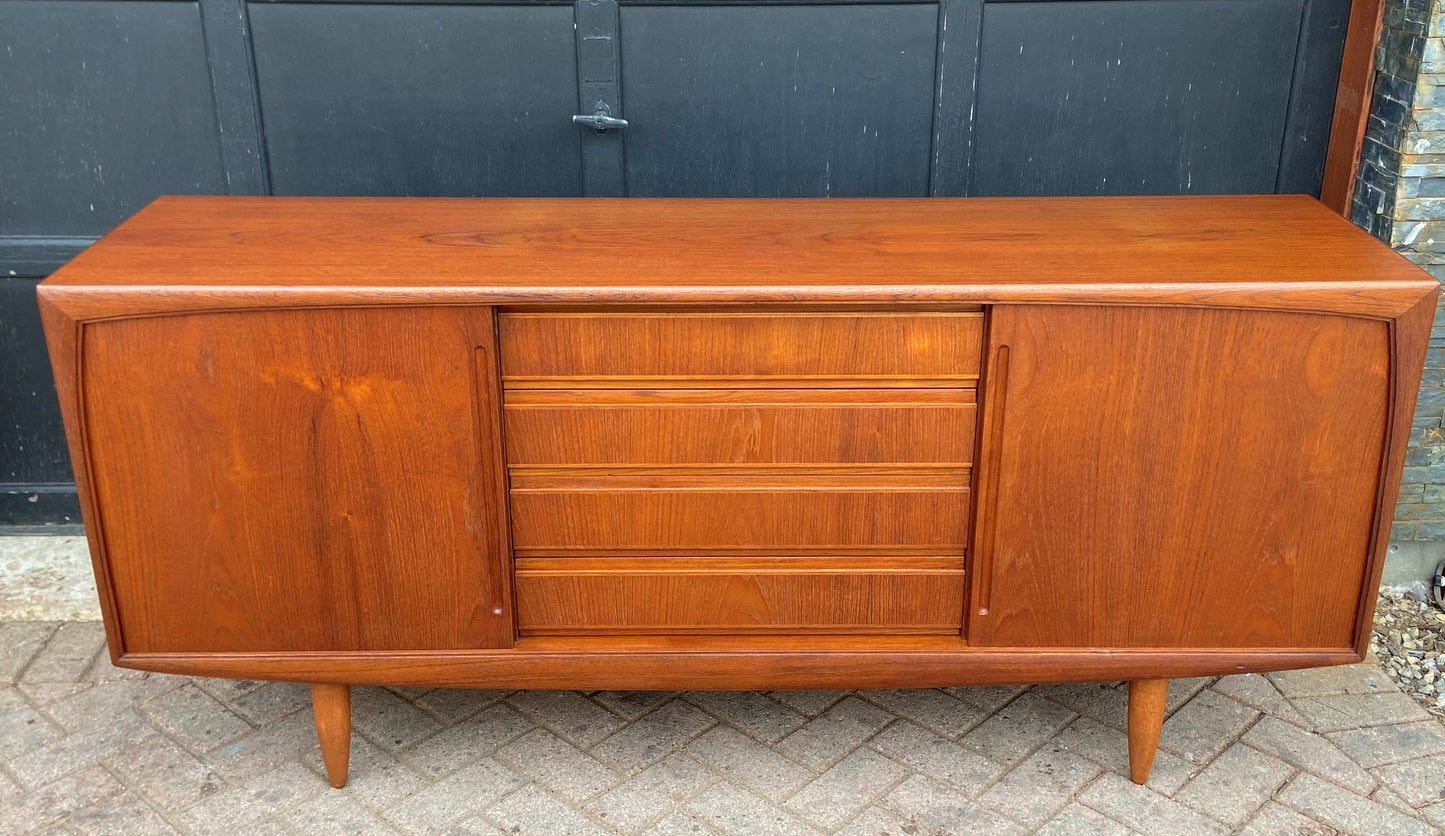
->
4;537;1445;835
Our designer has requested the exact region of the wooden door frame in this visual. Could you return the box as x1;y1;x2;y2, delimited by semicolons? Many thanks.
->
1322;0;1390;214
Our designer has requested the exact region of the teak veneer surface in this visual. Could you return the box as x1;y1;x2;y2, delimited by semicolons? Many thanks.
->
39;195;1434;320
500;310;979;632
37;196;1441;788
508;474;969;554
78;307;514;654
970;306;1394;649
499;311;983;381
121;645;1360;691
503;389;977;467
515;556;966;635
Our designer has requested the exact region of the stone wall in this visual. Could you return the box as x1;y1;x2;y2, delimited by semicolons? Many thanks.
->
1353;0;1445;542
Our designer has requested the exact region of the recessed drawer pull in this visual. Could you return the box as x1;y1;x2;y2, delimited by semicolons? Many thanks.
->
498;311;984;382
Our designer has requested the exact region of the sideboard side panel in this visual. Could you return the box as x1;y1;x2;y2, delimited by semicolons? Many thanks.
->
80;306;514;653
969;305;1392;649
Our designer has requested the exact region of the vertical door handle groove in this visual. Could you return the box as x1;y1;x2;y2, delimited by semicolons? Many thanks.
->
974;344;1009;618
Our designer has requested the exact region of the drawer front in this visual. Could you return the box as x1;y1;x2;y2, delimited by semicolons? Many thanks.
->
516;557;965;634
509;474;969;553
504;388;976;467
498;311;983;385
498;306;979;638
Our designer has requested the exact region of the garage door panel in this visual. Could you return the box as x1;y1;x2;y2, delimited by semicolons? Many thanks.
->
618;2;939;197
250;2;582;197
0;0;225;237
972;0;1304;196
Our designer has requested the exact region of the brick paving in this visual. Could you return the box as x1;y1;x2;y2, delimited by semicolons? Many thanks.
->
3;622;1445;834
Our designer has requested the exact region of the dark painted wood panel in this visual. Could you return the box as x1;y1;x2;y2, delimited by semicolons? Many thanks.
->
972;0;1304;196
0;487;81;529
0;240;93;281
249;3;583;197
970;306;1391;649
0;280;71;485
1278;0;1355;194
0;0;225;237
81;307;514;653
931;0;985;196
577;0;626;196
198;0;269;195
1;264;84;525
618;2;939;196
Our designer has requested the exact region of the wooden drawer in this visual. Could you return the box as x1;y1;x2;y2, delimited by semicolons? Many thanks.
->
509;473;968;554
515;556;965;634
504;388;976;467
498;311;983;386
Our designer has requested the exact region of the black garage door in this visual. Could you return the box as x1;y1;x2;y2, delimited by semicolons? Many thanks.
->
0;0;1354;525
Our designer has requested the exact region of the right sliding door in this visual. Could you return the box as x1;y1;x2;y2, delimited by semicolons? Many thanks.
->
969;305;1391;648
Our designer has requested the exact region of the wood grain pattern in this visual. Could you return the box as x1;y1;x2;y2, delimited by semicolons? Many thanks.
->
1319;0;1384;214
504;388;976;467
79;307;514;653
35;197;1439;702
1354;290;1439;651
310;683;351;788
1127;679;1169;784
502;376;976;390
498;311;983;381
509;473;969;554
36;293;127;660
500;309;978;635
39;196;1437;322
969;306;1392;649
118;645;1361;691
515;556;965;635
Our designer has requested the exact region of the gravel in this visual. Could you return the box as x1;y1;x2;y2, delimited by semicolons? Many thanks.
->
1371;588;1445;718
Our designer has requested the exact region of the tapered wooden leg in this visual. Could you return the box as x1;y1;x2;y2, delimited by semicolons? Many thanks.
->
1127;679;1169;784
311;683;351;788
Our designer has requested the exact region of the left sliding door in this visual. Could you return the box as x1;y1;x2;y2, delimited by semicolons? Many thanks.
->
74;306;514;653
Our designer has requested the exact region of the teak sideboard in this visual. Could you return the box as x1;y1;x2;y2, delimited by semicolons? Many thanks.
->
38;195;1439;789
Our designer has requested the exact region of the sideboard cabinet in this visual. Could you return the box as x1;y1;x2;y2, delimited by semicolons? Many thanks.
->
39;196;1438;787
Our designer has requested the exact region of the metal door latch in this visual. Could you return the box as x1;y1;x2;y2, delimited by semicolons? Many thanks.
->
572;103;628;133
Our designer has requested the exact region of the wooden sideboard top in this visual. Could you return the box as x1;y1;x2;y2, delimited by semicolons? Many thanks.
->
41;194;1438;320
